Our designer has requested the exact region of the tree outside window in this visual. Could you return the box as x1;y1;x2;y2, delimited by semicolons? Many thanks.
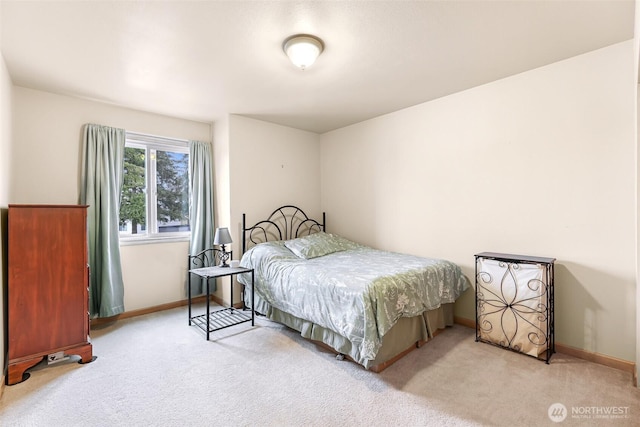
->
119;134;190;240
156;150;189;233
120;147;146;234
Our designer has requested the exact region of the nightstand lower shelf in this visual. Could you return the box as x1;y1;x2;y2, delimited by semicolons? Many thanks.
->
190;308;252;334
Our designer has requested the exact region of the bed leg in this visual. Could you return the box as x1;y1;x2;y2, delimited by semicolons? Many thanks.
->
336;353;345;361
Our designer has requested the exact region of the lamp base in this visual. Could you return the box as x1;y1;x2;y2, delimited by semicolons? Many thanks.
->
218;246;231;268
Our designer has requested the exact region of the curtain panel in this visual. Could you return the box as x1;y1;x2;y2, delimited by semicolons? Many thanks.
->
189;140;215;294
80;123;126;318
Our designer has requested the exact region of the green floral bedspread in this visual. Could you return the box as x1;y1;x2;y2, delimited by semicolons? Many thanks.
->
238;235;469;364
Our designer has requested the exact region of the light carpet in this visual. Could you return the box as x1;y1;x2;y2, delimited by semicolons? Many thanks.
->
0;305;638;426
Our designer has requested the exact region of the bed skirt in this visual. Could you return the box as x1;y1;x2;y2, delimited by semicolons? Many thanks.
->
251;294;454;372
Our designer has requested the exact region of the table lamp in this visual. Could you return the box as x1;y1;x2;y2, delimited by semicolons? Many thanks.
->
213;227;232;267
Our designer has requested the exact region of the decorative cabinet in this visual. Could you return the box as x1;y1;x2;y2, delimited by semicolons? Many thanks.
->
475;252;555;363
7;205;94;385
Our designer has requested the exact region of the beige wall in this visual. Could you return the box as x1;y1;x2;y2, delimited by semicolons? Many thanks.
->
0;52;13;378
636;80;639;380
228;114;321;241
213;116;231;230
634;0;640;387
11;87;211;312
228;114;321;234
321;41;637;362
226;115;321;303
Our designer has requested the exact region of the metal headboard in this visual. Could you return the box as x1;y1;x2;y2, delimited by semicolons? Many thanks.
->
242;205;326;254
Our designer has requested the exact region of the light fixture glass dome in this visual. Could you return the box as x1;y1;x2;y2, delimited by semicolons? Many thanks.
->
283;34;324;70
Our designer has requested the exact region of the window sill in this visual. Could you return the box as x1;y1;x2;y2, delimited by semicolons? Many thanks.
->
119;234;190;246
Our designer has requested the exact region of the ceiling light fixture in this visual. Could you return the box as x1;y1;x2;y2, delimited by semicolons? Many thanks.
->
283;34;324;70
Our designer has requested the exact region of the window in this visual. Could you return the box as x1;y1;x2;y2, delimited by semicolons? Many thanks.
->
119;132;190;243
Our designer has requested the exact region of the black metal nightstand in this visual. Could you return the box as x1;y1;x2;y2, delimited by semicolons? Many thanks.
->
188;265;255;340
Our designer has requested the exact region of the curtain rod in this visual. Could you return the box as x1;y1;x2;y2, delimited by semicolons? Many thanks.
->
126;130;189;144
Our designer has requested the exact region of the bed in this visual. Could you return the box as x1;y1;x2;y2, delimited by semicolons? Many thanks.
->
237;205;469;372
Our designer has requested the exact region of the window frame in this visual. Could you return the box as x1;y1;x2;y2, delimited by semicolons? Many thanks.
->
119;132;191;245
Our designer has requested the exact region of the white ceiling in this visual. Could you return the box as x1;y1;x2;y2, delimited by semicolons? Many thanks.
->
0;0;635;134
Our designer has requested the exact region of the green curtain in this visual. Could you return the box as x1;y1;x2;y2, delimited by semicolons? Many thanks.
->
189;140;215;295
80;123;126;318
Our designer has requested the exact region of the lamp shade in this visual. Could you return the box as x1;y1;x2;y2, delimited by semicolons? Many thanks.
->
213;227;233;245
283;34;324;70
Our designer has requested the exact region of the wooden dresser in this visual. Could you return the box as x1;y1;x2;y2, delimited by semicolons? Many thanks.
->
7;204;94;385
